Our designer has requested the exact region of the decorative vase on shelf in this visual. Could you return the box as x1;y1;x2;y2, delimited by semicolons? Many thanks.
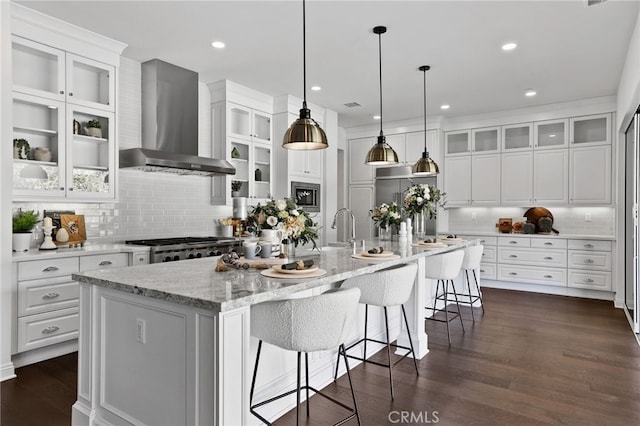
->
33;147;52;162
413;211;427;239
254;168;262;182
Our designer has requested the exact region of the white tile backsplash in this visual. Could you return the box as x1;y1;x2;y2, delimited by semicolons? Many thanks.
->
447;206;615;236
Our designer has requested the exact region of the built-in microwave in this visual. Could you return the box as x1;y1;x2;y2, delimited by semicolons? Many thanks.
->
291;181;320;212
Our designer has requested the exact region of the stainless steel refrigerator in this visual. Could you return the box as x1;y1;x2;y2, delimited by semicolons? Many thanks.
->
375;166;437;236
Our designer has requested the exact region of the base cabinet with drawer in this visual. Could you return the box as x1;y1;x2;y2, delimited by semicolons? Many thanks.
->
463;234;613;299
11;251;131;366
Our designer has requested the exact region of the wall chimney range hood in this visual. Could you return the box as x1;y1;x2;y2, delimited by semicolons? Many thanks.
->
119;59;235;176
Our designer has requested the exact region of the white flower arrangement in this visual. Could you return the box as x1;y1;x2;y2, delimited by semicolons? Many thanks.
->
250;198;318;248
403;184;446;219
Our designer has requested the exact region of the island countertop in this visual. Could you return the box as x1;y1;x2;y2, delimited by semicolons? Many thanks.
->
72;239;475;312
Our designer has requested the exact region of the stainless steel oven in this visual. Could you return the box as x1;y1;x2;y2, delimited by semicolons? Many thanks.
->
291;181;320;212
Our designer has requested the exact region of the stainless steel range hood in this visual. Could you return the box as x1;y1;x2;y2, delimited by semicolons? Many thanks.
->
119;59;235;176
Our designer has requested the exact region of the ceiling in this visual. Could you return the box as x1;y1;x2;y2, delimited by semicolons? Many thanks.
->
16;0;640;129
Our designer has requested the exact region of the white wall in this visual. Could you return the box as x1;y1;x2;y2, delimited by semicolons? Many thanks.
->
616;7;640;133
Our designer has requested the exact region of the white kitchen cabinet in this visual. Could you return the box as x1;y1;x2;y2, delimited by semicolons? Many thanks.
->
534;119;569;149
570;113;611;146
471;154;500;204
209;82;274;205
502;123;533;152
227;103;272;144
349;137;376;185
289;149;323;181
444;130;471;156
444;155;471;205
569;145;612;204
405;130;439;167
11;35;119;201
472;126;500;154
501;151;533;205
567;239;613;291
348;185;375;240
384;134;406;165
533;149;569;204
13;36;116;112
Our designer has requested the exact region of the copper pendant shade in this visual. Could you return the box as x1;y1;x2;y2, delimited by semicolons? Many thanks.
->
282;0;328;150
365;26;398;166
412;65;439;176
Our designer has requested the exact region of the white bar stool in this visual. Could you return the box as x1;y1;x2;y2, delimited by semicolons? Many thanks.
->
249;287;362;426
424;250;465;345
336;263;419;400
459;245;485;321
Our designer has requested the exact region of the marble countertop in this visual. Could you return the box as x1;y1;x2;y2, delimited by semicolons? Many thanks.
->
72;239;476;313
12;243;149;262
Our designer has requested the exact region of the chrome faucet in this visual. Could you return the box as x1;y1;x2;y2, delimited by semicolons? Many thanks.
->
331;208;356;243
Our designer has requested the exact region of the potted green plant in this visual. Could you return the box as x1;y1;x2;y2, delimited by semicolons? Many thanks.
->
13;138;30;160
231;181;243;197
85;119;102;138
12;209;39;252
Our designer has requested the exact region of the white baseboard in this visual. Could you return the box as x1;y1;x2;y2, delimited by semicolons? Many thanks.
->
0;361;16;382
12;339;77;369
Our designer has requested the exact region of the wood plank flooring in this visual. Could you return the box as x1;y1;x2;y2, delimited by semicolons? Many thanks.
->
2;288;640;425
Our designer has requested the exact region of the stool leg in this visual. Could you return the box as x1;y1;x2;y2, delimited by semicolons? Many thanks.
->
401;305;419;376
305;353;310;418
383;307;394;400
363;304;369;359
465;270;476;322
473;270;485;313
250;340;263;407
443;279;451;345
450;280;465;332
296;352;301;426
340;343;362;426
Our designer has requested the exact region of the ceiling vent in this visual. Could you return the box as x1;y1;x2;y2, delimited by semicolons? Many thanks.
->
586;0;607;6
344;102;361;108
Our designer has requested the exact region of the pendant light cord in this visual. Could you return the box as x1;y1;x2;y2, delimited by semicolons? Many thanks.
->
423;68;427;153
378;31;383;138
302;0;307;110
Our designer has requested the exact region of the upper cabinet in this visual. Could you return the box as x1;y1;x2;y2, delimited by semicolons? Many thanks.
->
12;36;115;112
209;80;274;205
10;9;125;202
570;113;611;146
502;123;533;152
471;126;500;154
405;131;439;168
534;119;569;149
348;137;376;185
444;130;471;156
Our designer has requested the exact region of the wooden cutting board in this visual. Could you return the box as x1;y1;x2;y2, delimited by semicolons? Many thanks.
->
523;207;559;234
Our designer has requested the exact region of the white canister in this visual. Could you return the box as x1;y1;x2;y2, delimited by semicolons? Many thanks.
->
232;197;248;220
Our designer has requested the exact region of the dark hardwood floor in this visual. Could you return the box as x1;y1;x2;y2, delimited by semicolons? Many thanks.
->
3;288;640;425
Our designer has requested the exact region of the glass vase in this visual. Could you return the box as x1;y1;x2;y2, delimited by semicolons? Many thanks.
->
378;226;392;241
413;211;427;239
286;238;296;258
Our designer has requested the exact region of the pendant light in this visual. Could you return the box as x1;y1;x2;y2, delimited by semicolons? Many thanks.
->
412;65;439;176
365;26;398;165
282;0;328;150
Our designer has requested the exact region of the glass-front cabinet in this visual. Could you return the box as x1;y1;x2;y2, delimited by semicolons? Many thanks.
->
472;126;500;154
228;103;271;144
228;139;272;201
533;119;569;149
444;130;471;156
502;123;533;151
570;113;611;146
11;35;117;200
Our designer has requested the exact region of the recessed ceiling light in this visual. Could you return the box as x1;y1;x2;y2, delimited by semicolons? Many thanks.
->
440;104;450;110
311;86;321;91
502;42;517;51
47;105;57;109
549;134;557;138
372;115;381;120
525;89;537;97
211;41;225;49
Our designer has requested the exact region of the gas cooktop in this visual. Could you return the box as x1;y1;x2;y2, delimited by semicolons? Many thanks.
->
125;237;242;263
126;237;236;246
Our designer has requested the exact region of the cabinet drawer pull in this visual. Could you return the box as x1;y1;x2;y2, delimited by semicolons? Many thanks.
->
480;269;485;273
69;92;73;97
42;326;59;334
42;266;59;272
509;255;518;258
584;259;594;264
42;292;60;300
480;240;486;243
544;275;553;278
584;244;594;248
59;90;64;94
544;242;553;246
509;272;518;276
544;256;553;260
98;260;113;266
584;278;594;283
509;241;518;244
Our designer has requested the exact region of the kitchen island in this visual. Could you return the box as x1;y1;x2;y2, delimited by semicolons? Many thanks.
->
71;239;475;425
